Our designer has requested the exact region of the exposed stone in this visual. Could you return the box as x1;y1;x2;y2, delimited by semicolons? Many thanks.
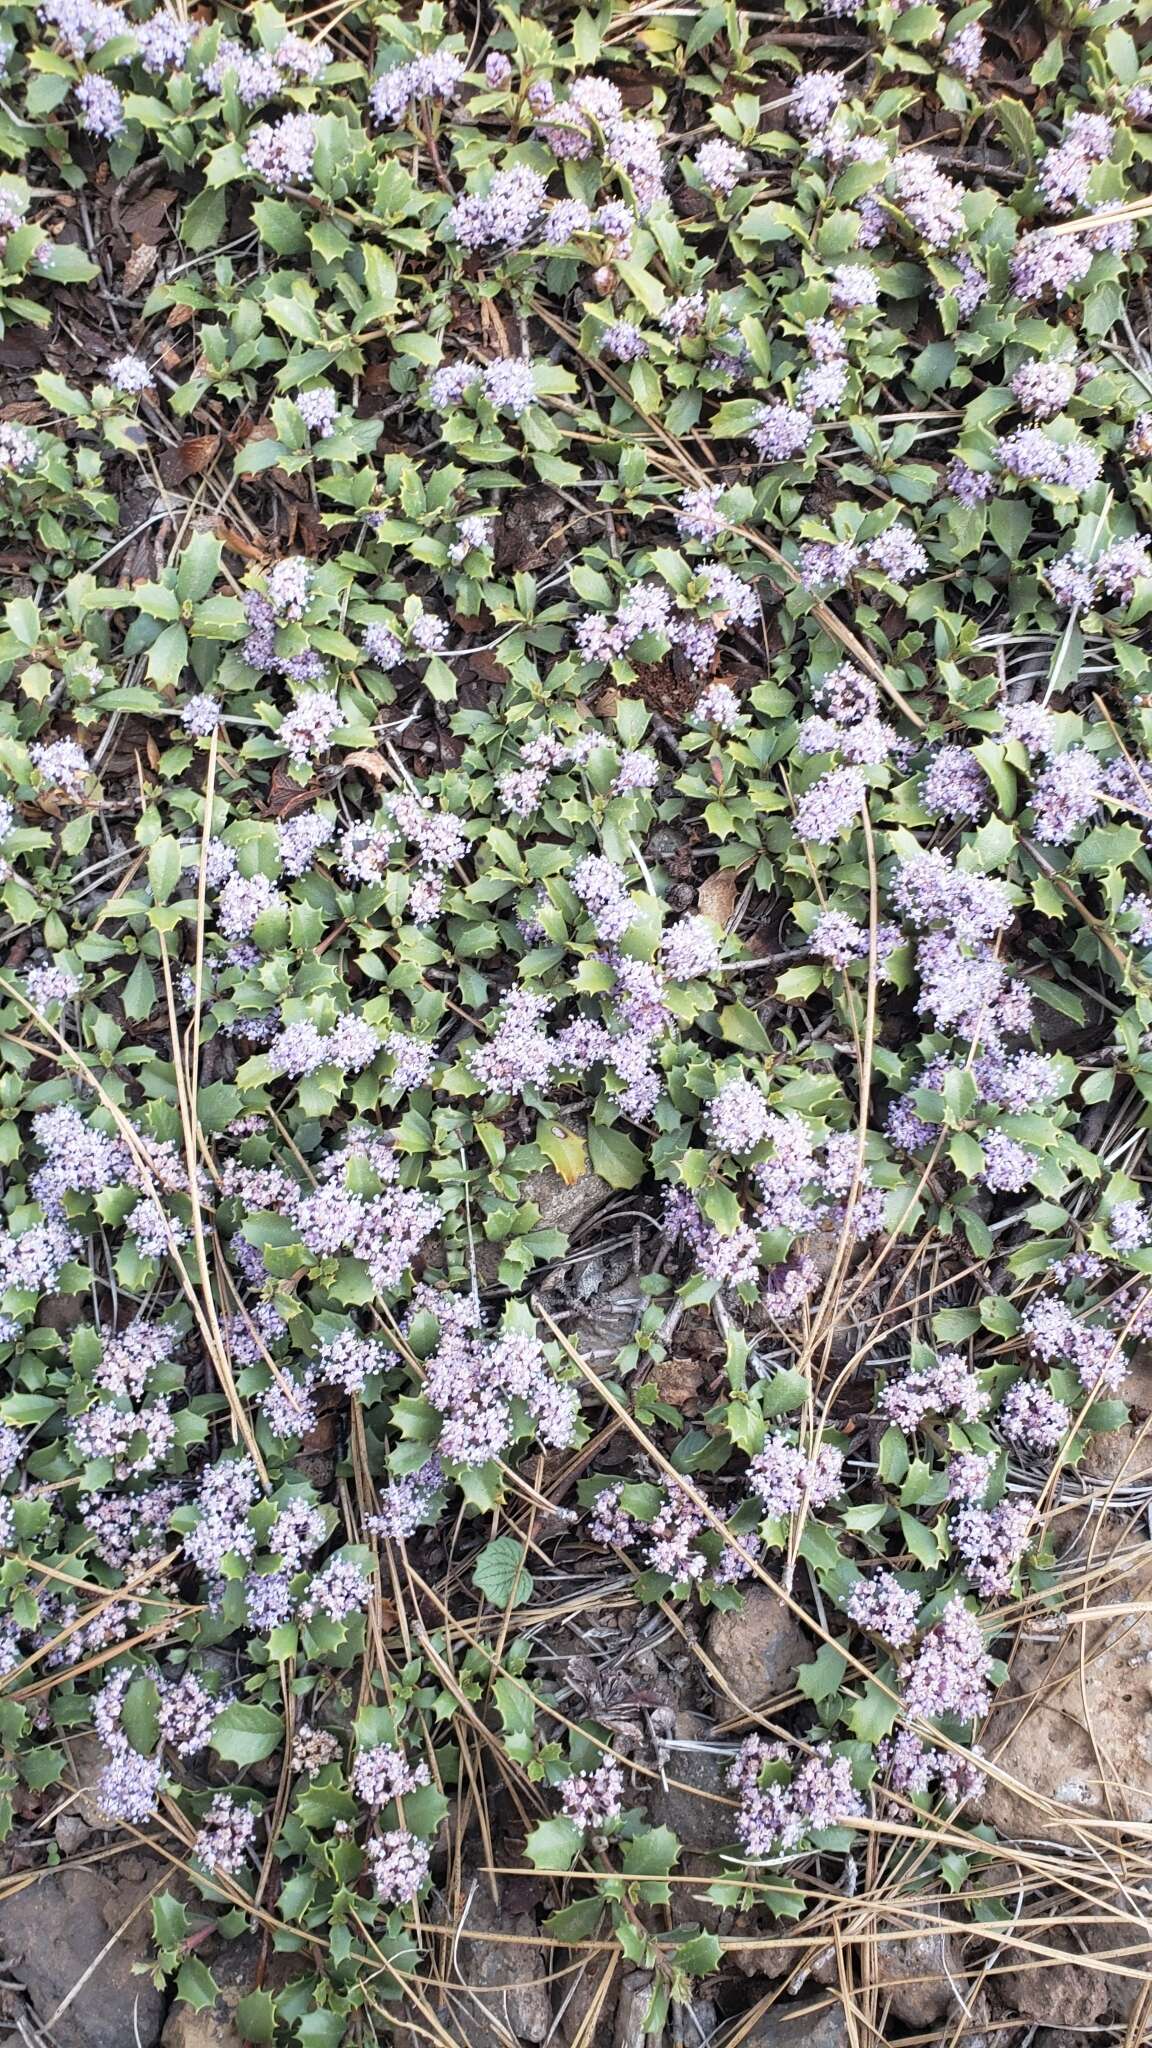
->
999;1934;1110;2029
162;1937;302;2048
613;1970;654;2048
556;1953;618;2048
1079;1421;1152;1485
162;2004;243;2048
1082;1902;1152;2018
870;1913;964;2025
705;1585;812;1710
520;1157;615;1240
0;1864;166;2048
54;1813;91;1855
63;1730;110;1828
743;1999;850;2048
976;1593;1152;1843
457;1882;551;2046
648;1711;737;1853
654;1352;707;1413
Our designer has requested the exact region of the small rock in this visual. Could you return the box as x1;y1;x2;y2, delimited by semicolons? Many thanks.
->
649;1711;737;1853
0;1865;166;2048
870;1916;963;2025
458;1882;551;2046
36;1291;85;1333
1000;1935;1110;2029
705;1585;812;1710
520;1158;615;1240
54;1813;91;1855
556;1955;618;2048
654;1354;706;1412
975;1581;1152;1842
1080;1422;1152;1485
613;1970;653;2048
744;1999;849;2048
63;1731;109;1828
162;2004;243;2048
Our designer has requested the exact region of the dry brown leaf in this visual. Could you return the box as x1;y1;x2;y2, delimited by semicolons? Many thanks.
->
212;525;270;564
121;243;159;294
344;749;389;782
265;766;320;818
698;870;736;924
157;435;220;486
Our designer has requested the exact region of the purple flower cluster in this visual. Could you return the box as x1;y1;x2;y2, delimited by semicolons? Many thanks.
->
847;1571;921;1646
1048;538;1152;611
203;31;329;101
951;1498;1032;1597
194;1794;258;1874
420;1297;577;1467
30;737;90;797
352;1742;430;1807
450;164;548;251
997;428;1101;492
728;1738;865;1858
428;357;538;419
300;1554;372;1624
999;1378;1070;1453
878;1729;985;1808
244;112;317;192
535;75;665;215
797;522;927;591
365;1828;431;1905
694;138;748;196
1038;112;1114;215
662;1189;761;1290
900;1598;993;1722
370;49;464;126
1022;1293;1125;1393
880;1352;987;1431
748;1432;845;1519
889;155;967;248
921;745;990;821
559;1760;625;1831
391;792;467;922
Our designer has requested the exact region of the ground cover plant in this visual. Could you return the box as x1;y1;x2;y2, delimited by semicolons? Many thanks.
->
3;0;1152;2042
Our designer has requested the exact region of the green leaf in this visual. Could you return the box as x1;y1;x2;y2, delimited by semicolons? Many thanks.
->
796;1641;848;1704
991;95;1038;167
120;1677;160;1756
146;622;189;689
718;1001;772;1052
543;1894;605;1940
846;1680;900;1743
179;186;227;252
210;1702;284;1766
176;1957;218;2013
175;532;222;604
147;836;182;905
525;1814;583;1872
587;1122;646;1190
674;1931;723;1976
471;1535;534;1608
122;955;156;1023
535;1122;587;1186
235;1991;277;2043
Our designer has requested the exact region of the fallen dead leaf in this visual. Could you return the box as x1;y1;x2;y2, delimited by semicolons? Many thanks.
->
344;749;389;782
158;435;220;486
122;243;159;294
698;869;736;923
212;525;271;564
266;766;321;818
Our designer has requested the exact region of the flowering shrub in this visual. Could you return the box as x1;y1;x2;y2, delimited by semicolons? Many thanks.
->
2;0;1152;2036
